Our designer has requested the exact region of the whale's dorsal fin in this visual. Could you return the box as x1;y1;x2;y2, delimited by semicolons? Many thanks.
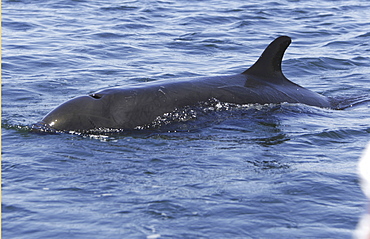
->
243;36;292;85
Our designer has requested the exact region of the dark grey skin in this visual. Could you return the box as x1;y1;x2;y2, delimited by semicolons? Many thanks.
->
39;36;332;131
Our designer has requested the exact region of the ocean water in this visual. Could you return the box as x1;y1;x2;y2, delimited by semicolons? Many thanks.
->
2;0;370;238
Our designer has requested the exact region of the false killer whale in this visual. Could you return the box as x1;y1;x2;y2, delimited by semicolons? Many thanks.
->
38;36;333;131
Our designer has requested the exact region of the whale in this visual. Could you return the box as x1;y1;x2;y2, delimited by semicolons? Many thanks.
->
38;36;333;131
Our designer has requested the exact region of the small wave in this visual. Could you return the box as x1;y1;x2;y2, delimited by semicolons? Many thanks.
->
2;123;33;133
2;19;38;31
334;94;370;110
295;57;357;72
100;5;139;12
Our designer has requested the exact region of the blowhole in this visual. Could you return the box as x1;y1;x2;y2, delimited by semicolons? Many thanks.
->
90;94;102;99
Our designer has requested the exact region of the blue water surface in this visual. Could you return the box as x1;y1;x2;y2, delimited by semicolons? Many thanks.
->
2;0;370;238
